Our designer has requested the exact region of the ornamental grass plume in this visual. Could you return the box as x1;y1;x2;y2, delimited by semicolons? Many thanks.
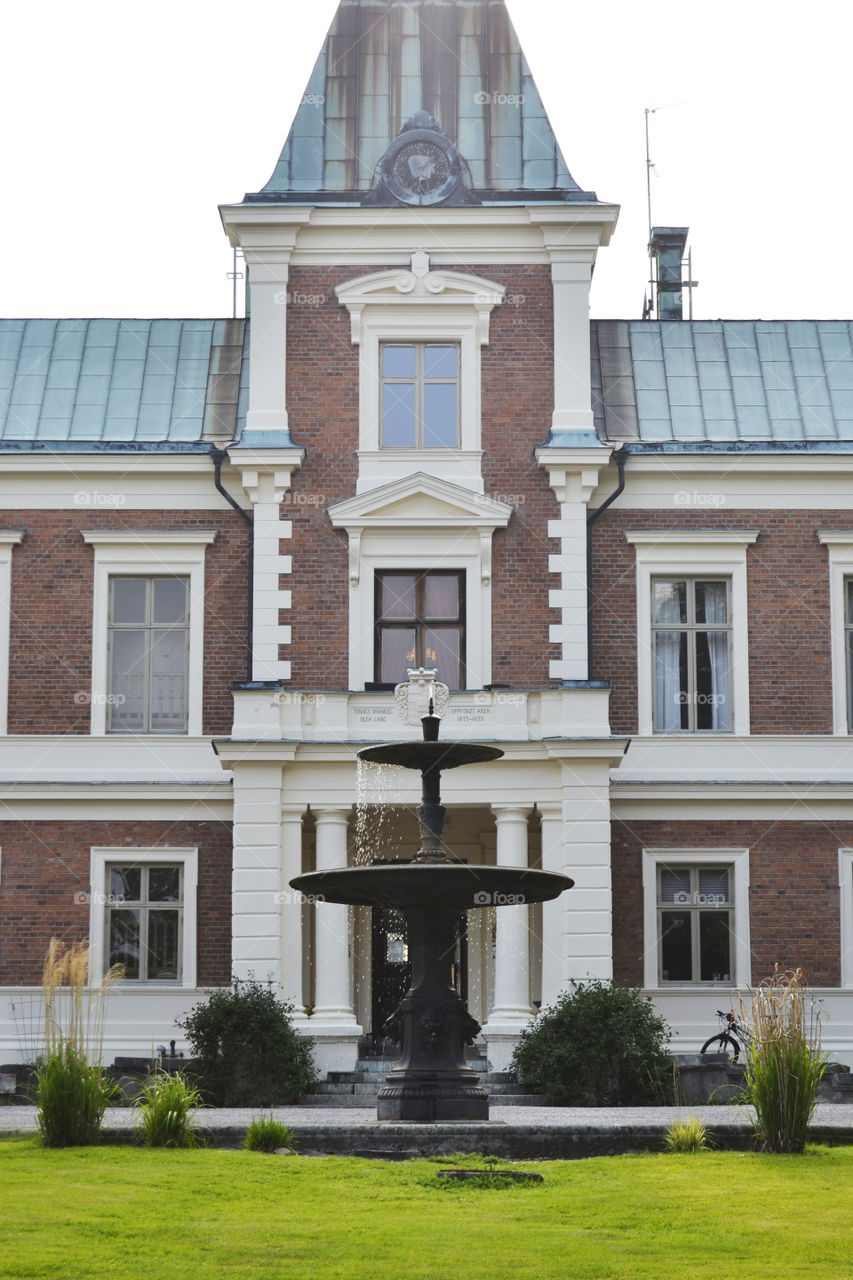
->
740;966;828;1155
36;939;124;1147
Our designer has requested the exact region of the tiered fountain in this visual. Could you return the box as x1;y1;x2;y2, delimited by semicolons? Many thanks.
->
291;677;574;1122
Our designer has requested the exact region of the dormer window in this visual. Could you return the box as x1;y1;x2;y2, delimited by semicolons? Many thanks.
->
381;344;459;448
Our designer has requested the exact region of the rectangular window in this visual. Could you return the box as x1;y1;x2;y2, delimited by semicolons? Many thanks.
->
106;863;183;982
375;570;465;687
107;577;189;733
652;577;731;731
657;864;733;984
845;580;853;733
381;343;459;448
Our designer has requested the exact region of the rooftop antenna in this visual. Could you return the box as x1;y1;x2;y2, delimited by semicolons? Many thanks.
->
644;107;657;319
227;247;245;320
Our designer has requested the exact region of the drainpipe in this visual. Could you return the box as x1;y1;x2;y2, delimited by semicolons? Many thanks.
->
210;447;254;683
585;445;626;677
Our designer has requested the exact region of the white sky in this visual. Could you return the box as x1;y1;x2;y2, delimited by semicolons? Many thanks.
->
1;0;850;320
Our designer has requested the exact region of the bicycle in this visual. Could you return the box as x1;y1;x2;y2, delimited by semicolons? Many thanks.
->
700;1009;751;1063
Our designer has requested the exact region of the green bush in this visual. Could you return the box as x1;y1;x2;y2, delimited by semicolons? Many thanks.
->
134;1071;205;1148
741;967;828;1155
36;1042;123;1148
664;1116;712;1153
243;1115;297;1153
178;978;317;1107
511;980;671;1106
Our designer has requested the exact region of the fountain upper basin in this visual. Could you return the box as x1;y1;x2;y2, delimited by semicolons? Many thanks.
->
359;741;504;771
291;863;573;911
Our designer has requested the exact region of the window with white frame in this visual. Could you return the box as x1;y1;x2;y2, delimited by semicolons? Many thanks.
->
0;532;23;735
625;531;758;736
821;532;853;734
375;569;465;687
653;577;732;731
81;530;216;736
89;847;197;987
381;343;459;448
642;848;750;988
108;577;189;733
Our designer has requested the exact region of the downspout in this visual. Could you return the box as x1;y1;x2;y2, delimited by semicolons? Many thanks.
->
210;447;254;682
585;445;626;677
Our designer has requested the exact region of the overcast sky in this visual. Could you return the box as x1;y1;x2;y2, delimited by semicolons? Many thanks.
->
1;0;850;320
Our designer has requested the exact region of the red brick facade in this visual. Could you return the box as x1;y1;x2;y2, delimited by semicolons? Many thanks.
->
284;264;561;689
0;820;233;986
612;818;846;988
591;507;849;735
4;509;249;736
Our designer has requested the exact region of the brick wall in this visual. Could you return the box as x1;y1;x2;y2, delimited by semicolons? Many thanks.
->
284;264;560;689
3;509;248;735
612;818;847;987
591;507;851;735
0;819;232;986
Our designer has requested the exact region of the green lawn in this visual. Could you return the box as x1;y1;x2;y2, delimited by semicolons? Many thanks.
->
1;1138;852;1280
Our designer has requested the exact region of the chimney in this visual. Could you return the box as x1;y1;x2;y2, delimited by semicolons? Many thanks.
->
650;226;689;321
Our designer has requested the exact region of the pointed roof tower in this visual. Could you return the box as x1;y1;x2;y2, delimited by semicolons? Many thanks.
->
247;0;597;205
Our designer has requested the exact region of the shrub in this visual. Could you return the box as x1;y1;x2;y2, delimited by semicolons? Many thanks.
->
243;1115;297;1153
36;939;123;1147
741;967;828;1155
178;978;317;1107
511;980;671;1106
134;1071;205;1148
664;1116;712;1153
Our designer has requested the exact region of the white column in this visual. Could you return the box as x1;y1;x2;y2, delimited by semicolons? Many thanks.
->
310;809;362;1069
280;805;305;1016
482;805;534;1071
244;254;290;435
551;259;594;434
231;762;286;985
539;805;566;1007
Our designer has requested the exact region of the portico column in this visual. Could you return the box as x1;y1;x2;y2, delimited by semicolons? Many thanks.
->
309;810;362;1068
539;805;567;1007
280;805;305;1015
481;805;534;1071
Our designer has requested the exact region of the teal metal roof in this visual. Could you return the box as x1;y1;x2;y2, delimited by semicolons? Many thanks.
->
0;319;250;449
252;0;595;205
589;320;853;448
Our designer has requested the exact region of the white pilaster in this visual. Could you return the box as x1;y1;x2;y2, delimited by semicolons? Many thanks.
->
537;451;611;681
482;805;534;1070
550;259;595;433
231;761;286;984
310;808;362;1068
228;454;303;683
542;755;616;995
243;252;291;434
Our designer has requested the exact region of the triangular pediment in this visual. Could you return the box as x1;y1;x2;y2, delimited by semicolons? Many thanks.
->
328;472;512;530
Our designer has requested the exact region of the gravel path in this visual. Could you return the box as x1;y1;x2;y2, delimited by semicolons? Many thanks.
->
3;1103;853;1132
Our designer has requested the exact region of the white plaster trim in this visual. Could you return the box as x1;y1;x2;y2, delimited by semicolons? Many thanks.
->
641;847;751;990
0;533;23;735
817;533;853;735
625;531;758;737
81;530;216;736
335;259;505;493
328;474;511;689
89;846;198;989
840;849;853;989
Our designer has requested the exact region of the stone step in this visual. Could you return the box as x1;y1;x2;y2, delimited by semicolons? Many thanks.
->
832;1073;853;1091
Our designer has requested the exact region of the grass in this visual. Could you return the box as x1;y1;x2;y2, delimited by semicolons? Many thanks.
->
1;1139;853;1279
134;1072;205;1148
243;1114;297;1153
663;1115;712;1153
